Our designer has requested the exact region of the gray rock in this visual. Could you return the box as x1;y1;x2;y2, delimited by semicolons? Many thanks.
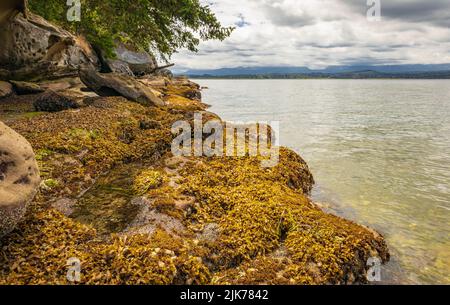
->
123;197;185;236
51;198;76;216
113;42;157;76
155;68;173;78
0;121;40;237
106;59;135;77
198;223;220;243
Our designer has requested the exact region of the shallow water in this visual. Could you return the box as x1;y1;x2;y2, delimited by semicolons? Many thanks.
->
71;162;144;236
196;79;450;284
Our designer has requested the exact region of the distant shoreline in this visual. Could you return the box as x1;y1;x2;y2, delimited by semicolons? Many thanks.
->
183;71;450;80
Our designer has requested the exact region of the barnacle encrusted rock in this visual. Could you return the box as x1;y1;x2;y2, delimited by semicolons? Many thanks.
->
0;121;40;237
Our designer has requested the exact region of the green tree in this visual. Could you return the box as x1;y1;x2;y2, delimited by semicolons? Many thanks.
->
28;0;233;60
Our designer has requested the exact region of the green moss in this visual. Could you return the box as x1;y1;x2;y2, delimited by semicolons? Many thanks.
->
23;112;45;119
43;178;59;189
68;128;101;140
35;148;54;161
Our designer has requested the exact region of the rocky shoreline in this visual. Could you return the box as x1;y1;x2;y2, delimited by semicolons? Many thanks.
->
0;74;389;284
0;9;389;284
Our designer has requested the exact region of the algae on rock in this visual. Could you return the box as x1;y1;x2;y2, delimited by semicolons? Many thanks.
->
0;77;389;285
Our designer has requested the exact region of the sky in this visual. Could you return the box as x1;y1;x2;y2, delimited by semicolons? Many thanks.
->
171;0;450;72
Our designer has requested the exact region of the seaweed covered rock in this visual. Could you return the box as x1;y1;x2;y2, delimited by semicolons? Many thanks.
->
0;77;389;284
176;150;388;284
0;121;40;237
134;170;164;195
33;90;80;112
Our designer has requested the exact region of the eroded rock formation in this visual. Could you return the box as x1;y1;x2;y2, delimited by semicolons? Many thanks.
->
0;121;40;237
0;11;98;81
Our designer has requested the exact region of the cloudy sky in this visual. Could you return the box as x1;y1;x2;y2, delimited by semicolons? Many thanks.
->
171;0;450;71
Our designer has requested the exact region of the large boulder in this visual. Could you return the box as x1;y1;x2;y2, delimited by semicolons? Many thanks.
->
0;12;99;81
79;66;165;107
105;42;158;77
0;121;40;237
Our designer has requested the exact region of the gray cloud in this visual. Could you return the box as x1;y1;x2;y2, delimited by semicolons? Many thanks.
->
263;5;316;27
296;42;356;49
171;0;450;71
344;0;450;27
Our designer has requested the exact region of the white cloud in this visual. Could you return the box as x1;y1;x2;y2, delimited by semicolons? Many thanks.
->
171;0;450;71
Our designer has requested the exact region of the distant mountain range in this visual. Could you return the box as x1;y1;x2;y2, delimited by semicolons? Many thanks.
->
180;64;450;79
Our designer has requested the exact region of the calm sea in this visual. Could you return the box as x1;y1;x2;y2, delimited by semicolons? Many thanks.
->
196;79;450;284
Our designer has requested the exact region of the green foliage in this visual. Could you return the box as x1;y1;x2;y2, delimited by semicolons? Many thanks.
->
28;0;233;60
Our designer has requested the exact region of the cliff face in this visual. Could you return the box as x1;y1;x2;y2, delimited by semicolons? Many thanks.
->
0;76;389;284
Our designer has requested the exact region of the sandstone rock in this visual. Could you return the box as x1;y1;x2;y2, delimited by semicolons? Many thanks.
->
79;66;165;107
0;121;40;237
0;81;13;98
171;77;200;88
38;77;81;92
138;77;169;88
0;12;99;81
10;80;44;95
33;90;80;112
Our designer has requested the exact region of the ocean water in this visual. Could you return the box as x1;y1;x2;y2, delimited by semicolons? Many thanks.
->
196;79;450;284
